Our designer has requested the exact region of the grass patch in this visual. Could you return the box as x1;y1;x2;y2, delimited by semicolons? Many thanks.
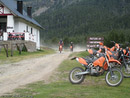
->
2;51;130;98
69;51;89;58
0;47;55;64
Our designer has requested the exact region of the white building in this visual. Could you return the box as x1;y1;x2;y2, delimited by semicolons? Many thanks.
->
0;0;42;50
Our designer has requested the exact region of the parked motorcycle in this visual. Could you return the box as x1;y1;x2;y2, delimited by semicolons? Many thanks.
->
87;41;130;78
108;42;130;78
118;47;130;78
69;48;123;87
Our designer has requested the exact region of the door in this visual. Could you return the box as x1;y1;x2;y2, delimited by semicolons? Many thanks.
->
0;22;6;32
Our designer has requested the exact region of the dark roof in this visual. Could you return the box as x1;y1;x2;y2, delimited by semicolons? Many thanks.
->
0;0;42;28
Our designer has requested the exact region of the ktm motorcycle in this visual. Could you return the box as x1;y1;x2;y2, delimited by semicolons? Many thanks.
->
118;47;130;78
59;45;63;53
87;43;130;78
69;48;123;87
107;43;130;78
70;45;73;52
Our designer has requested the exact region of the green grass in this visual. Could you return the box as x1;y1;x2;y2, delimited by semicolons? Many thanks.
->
0;47;55;64
69;51;89;58
1;51;130;98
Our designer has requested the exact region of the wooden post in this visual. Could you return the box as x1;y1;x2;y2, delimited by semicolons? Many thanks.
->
16;44;21;55
19;44;22;55
3;44;8;57
6;44;8;57
11;44;13;57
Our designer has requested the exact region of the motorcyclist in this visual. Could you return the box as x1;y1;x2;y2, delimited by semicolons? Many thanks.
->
59;39;64;51
70;42;73;51
59;39;64;46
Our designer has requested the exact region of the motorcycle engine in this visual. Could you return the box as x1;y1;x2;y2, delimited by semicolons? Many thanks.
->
90;66;100;76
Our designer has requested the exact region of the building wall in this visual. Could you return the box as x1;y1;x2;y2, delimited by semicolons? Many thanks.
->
7;15;14;32
14;18;40;49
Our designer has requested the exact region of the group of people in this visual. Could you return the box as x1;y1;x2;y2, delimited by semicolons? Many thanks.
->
58;39;74;52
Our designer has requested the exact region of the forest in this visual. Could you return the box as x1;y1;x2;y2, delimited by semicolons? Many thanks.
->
23;0;130;46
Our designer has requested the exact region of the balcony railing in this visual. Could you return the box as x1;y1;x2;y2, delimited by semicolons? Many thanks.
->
0;32;35;41
8;32;24;40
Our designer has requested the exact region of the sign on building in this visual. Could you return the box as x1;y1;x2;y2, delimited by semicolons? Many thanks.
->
87;37;104;48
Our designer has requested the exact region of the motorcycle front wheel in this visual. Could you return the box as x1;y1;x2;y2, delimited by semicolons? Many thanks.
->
59;48;62;53
105;68;123;87
69;67;85;84
121;62;130;78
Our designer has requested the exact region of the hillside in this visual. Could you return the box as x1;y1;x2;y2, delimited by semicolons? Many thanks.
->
23;0;130;45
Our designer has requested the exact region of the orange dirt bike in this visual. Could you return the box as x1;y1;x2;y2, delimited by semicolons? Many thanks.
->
59;45;63;53
88;44;130;78
117;46;130;78
70;45;73;52
87;41;120;60
69;48;123;87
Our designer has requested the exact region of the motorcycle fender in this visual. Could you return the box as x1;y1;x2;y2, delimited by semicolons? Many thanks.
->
109;59;121;65
76;58;88;65
107;51;112;55
110;46;115;51
59;45;62;49
123;49;126;55
87;49;93;54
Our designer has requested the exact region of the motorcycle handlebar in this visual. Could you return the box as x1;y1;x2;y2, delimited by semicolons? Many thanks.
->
110;41;115;44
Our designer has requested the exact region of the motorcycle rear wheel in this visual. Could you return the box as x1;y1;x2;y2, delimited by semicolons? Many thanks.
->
69;67;85;84
105;68;123;87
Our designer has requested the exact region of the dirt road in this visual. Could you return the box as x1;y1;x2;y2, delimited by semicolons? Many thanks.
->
0;51;71;96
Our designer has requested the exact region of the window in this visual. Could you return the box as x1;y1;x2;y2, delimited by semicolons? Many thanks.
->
0;22;6;32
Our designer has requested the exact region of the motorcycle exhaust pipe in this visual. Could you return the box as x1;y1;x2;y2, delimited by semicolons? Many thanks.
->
75;71;89;76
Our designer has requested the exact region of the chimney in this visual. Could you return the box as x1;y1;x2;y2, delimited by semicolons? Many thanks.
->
17;0;23;14
27;7;32;18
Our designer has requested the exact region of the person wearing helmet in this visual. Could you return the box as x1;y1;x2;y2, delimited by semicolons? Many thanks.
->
59;39;64;46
